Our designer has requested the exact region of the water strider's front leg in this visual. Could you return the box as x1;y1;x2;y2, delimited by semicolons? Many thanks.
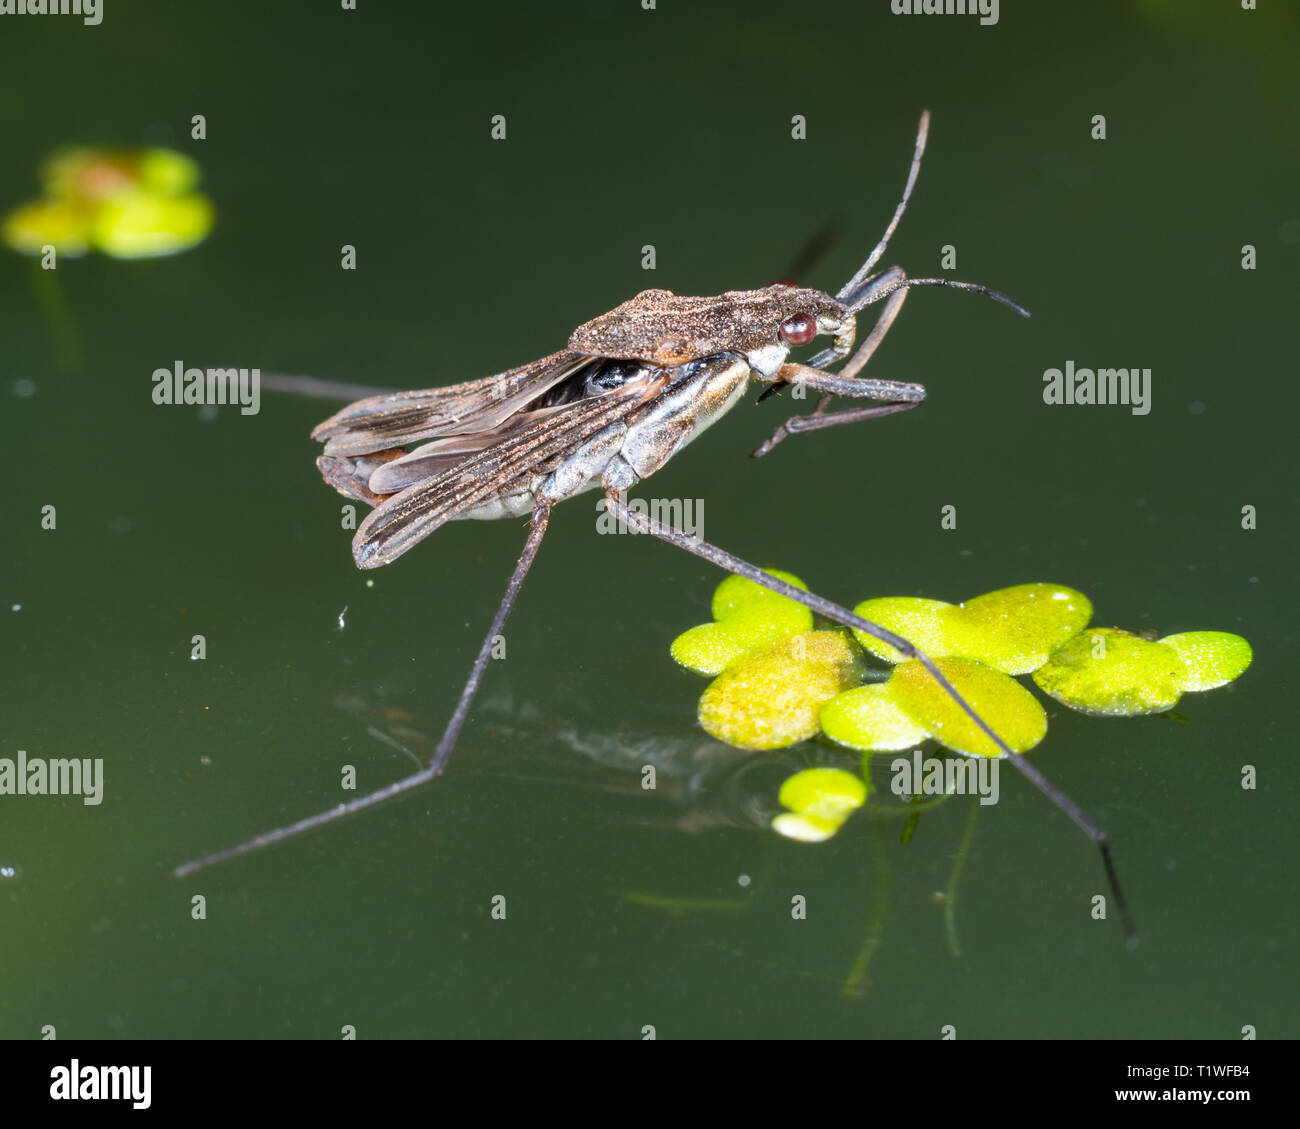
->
751;395;923;457
750;358;926;458
753;267;916;457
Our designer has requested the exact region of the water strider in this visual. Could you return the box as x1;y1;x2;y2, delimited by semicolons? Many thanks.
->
175;113;1135;946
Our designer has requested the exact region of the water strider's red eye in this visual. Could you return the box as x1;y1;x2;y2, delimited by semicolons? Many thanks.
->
778;313;817;346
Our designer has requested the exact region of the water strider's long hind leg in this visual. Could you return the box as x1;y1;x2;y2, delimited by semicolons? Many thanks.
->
260;372;400;401
601;490;1137;949
172;505;552;878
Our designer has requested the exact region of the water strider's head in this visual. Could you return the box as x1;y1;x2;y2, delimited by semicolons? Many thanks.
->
568;283;853;380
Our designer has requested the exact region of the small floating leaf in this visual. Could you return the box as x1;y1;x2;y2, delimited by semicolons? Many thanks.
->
710;569;810;619
1159;631;1252;692
670;622;761;676
698;630;862;749
890;657;1047;758
136;149;202;197
1032;628;1186;716
671;569;812;675
852;584;1092;675
92;193;214;259
947;584;1093;675
1;199;93;256
773;767;866;842
778;767;867;818
820;683;931;752
851;597;953;663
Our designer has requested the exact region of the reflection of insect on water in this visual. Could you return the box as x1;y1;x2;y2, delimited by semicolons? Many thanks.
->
173;112;1134;944
328;688;1018;997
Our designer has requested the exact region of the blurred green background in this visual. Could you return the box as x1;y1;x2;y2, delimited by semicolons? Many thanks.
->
1;0;1296;1038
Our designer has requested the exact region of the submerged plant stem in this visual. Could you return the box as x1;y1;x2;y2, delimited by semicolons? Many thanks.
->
31;260;80;371
944;797;981;959
842;818;892;1001
900;788;925;843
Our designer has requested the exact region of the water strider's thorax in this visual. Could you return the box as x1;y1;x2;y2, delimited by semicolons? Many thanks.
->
569;284;852;374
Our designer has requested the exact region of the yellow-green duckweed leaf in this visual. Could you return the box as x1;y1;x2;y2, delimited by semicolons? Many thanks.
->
1158;631;1252;692
136;149;202;196
891;657;1047;757
1034;628;1253;715
773;767;866;842
947;584;1092;674
709;569;810;619
1032;628;1186;716
671;569;812;675
671;622;762;676
778;767;867;818
853;584;1092;674
820;683;931;751
698;631;862;749
851;597;952;663
91;193;214;259
1;199;93;256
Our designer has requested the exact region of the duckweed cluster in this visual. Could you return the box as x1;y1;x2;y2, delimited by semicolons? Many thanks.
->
670;572;1251;841
3;147;213;260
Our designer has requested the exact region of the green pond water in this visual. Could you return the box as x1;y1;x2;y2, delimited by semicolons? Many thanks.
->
1;1;1295;1038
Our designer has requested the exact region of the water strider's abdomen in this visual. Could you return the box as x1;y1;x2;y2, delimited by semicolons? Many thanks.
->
457;354;751;520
